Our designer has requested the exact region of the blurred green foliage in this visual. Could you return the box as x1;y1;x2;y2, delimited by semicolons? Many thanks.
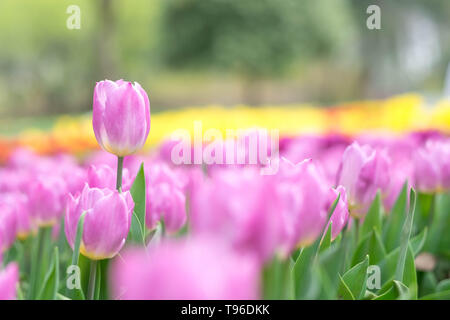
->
0;0;450;117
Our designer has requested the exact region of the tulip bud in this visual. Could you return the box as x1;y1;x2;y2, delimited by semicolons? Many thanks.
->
110;237;259;299
92;79;150;156
336;142;390;218
65;185;134;260
0;263;19;300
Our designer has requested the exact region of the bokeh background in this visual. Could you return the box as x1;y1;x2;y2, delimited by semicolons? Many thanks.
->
0;0;450;136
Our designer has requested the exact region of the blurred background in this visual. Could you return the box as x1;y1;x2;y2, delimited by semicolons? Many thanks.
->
0;0;449;130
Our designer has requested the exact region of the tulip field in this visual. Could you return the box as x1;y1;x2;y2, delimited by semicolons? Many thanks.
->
0;81;449;300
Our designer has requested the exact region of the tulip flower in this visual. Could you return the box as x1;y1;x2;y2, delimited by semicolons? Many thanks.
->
92;79;150;157
87;164;132;191
326;186;349;240
65;184;134;260
0;263;19;300
145;162;187;233
276;159;329;252
413;139;450;193
0;203;17;253
28;175;67;227
336;142;390;218
190;167;283;262
110;237;260;300
0;193;33;240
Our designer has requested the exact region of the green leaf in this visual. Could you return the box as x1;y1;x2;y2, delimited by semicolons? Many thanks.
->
395;189;416;282
360;192;382;240
37;247;59;300
71;212;86;266
351;228;386;266
338;275;355;300
319;222;332;253
56;293;71;300
384;182;408;252
129;163;147;245
292;239;321;299
410;227;427;256
262;256;292;300
338;255;369;300
436;279;450;292
317;242;347;299
420;290;450;300
374;280;410;300
94;262;102;300
420;272;437;297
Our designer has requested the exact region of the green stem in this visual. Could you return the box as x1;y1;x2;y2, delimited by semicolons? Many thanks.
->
116;156;124;193
87;260;98;300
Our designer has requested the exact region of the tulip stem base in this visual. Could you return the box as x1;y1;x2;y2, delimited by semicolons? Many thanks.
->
87;260;98;300
116;156;124;192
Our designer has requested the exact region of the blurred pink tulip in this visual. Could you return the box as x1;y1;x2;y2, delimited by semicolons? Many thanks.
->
28;175;67;227
144;162;187;233
87;164;132;191
413;139;450;193
93;79;150;156
110;237;260;300
327;185;349;240
65;185;134;260
277;159;329;252
0;203;17;252
336;142;390;218
0;263;19;300
190;167;283;262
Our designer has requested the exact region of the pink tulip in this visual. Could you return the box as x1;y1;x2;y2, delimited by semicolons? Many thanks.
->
65;185;134;260
92;79;150;156
28;175;67;227
110;237;260;300
87;164;132;191
0;203;17;252
0;193;33;240
413;139;450;193
336;142;390;218
276;159;329;252
144;162;187;233
327;186;349;240
0;263;19;300
190;167;283;262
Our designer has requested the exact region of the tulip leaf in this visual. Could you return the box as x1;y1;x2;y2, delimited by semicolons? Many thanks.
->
383;182;408;252
360;192;382;240
317;242;347;299
338;255;369;300
395;189;416;283
71;212;86;267
436;279;450;292
292;239;321;299
37;246;59;300
66;211;86;300
263;256;292;299
351;228;386;266
410;227;427;256
129;163;147;245
319;222;332;253
420;290;450;300
373;280;410;300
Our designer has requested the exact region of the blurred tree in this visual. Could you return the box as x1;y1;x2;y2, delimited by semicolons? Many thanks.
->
160;0;355;104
